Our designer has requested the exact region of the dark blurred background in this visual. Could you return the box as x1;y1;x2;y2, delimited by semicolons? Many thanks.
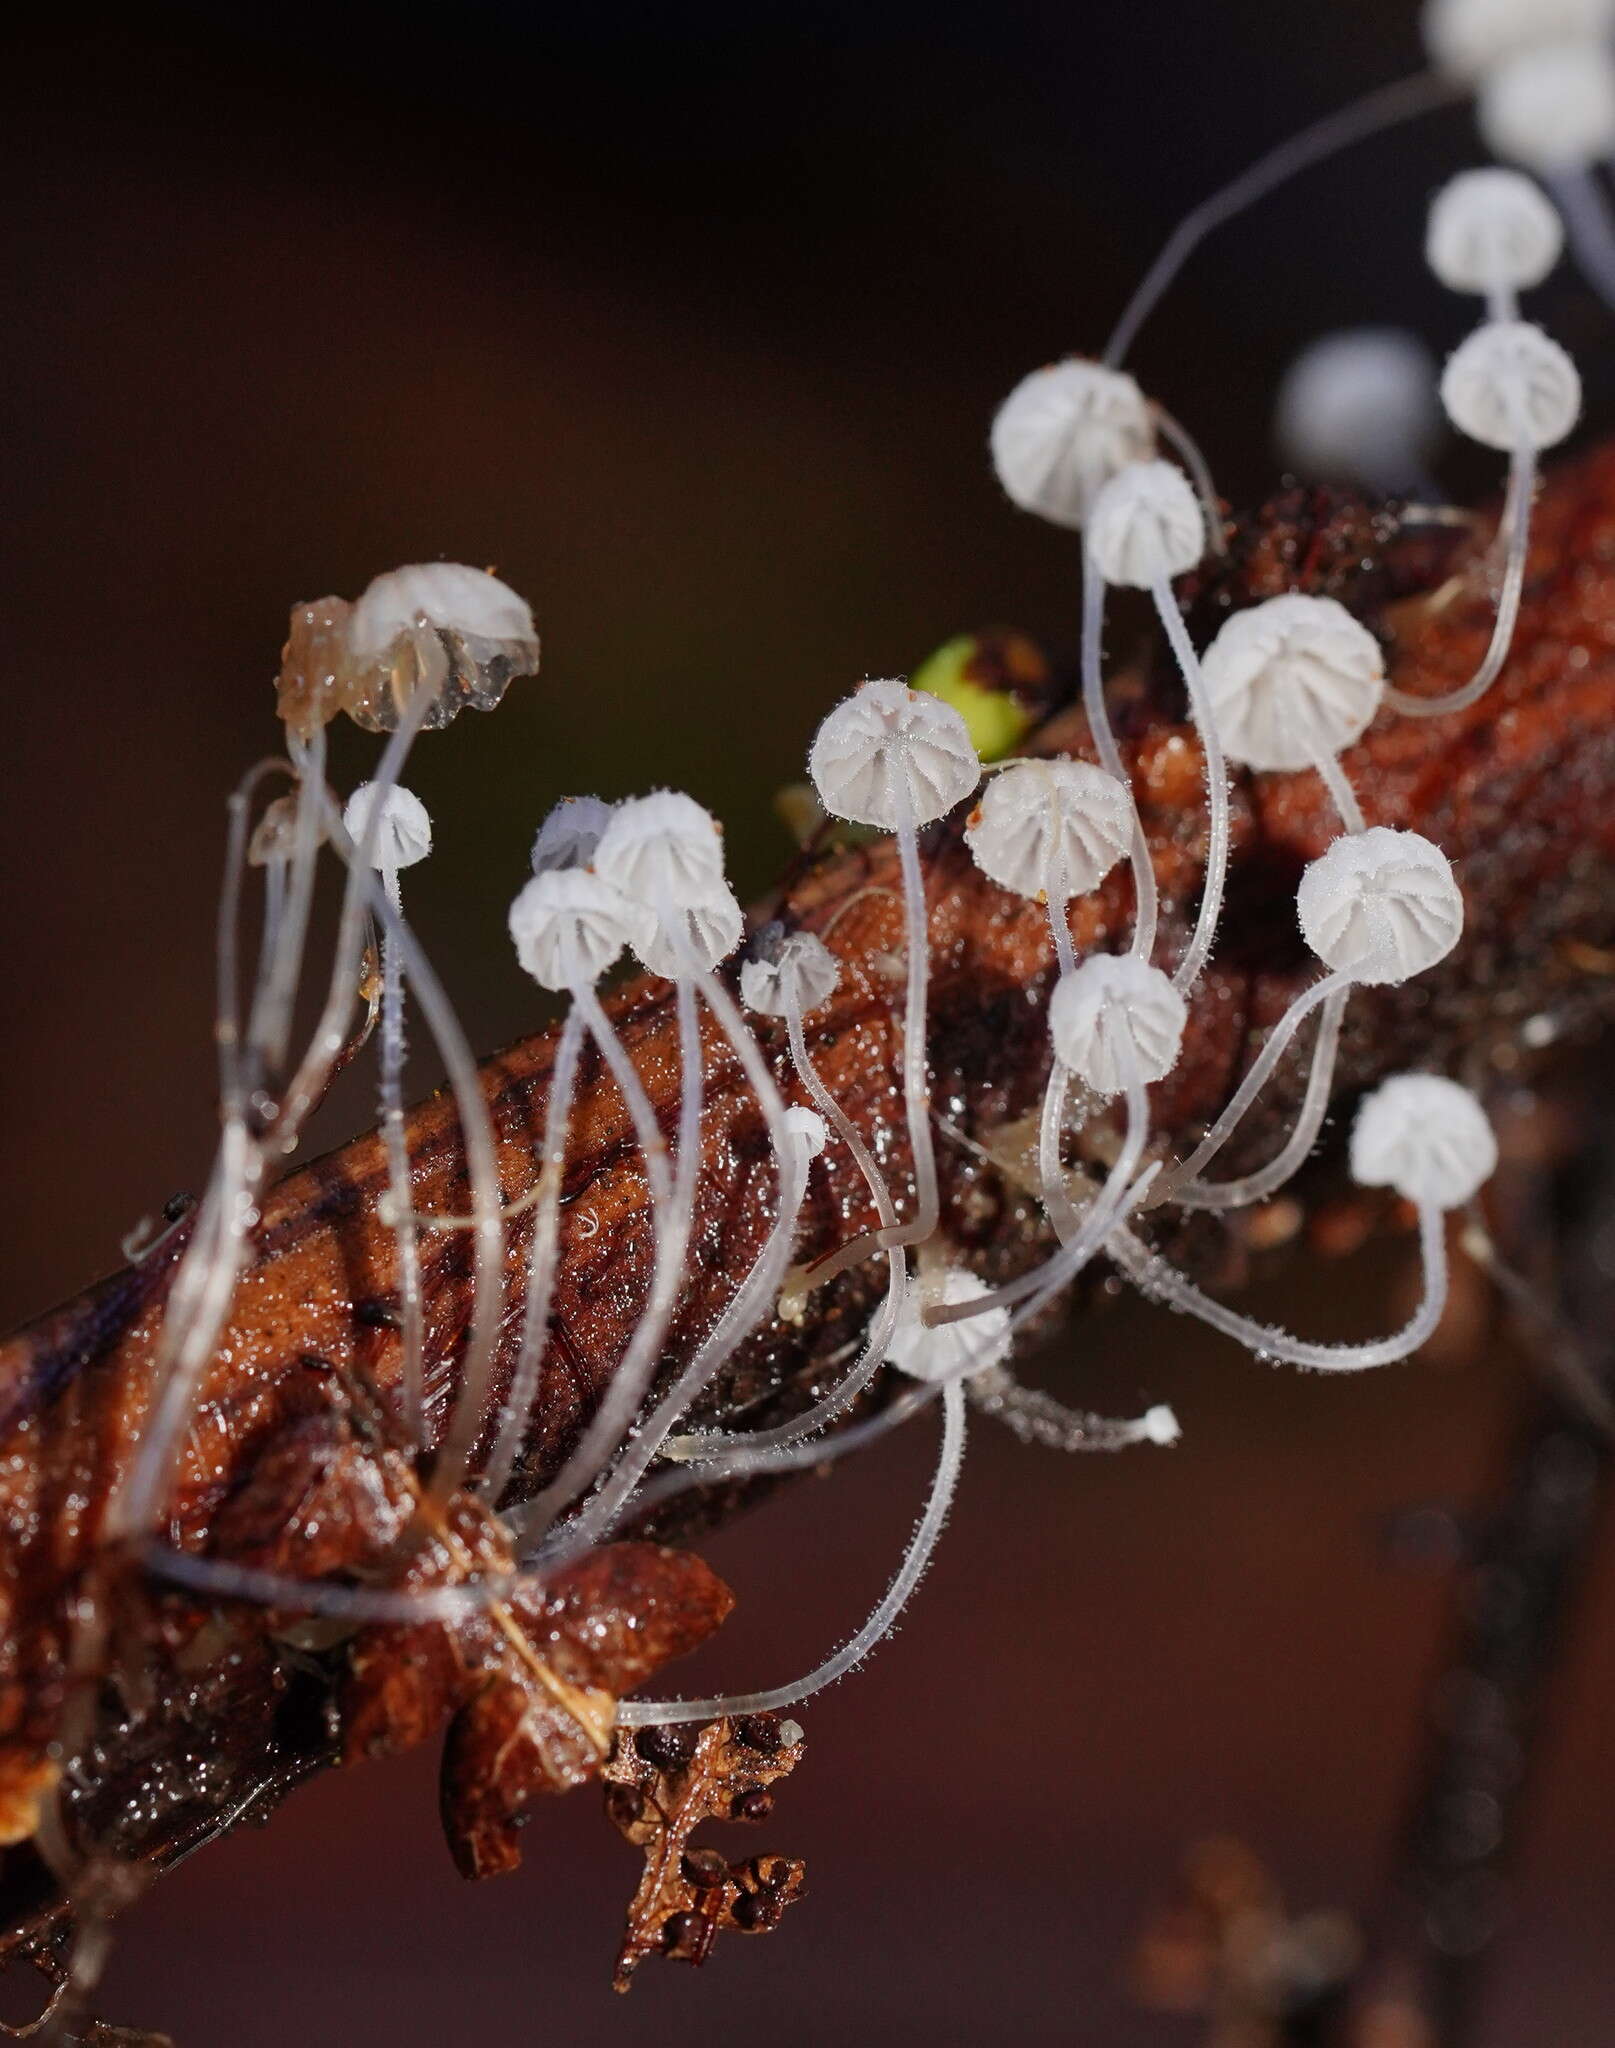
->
3;3;1613;2042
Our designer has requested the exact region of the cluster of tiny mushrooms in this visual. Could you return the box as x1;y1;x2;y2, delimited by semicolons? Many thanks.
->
99;0;1610;1795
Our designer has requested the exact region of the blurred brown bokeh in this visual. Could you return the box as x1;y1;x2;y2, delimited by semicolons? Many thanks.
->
2;6;1612;2042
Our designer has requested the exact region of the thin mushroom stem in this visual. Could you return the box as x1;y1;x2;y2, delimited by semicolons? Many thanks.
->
1110;1202;1449;1371
249;720;328;1087
1311;746;1367;834
616;1373;967;1728
1153;404;1226;556
1385;438;1536;719
508;975;699;1541
1549;166;1615;318
1175;981;1350;1212
377;864;427;1446
967;1366;1173;1451
1082;549;1158;961
478;999;588;1509
1102;70;1456;366
1152;575;1230;994
1148;968;1353;1206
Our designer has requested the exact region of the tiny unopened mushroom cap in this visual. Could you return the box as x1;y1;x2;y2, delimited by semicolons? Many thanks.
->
783;1106;829;1157
628;882;745;979
344;564;540;732
1440;319;1581;451
1047;953;1187;1097
342;781;433;870
1350;1073;1499;1208
532;795;615;875
887;1269;1013;1383
1297;828;1465;985
1142;1405;1181;1446
1086;461;1206;588
593;790;726;907
740;928;840;1018
1479;40;1615;173
989;359;1156;530
1423;0;1615;82
508;868;634;990
1275;329;1440;491
965;759;1133;903
808;678;981;830
1426;169;1564;295
1201;594;1386;774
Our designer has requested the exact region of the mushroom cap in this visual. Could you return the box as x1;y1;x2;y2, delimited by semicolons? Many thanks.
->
1439;319;1581;452
532;795;615;875
628;882;745;979
1350;1073;1498;1208
989;358;1156;530
740;929;841;1018
887;1269;1013;1383
1201;594;1386;773
808;678;981;830
508;867;633;991
1297;827;1465;985
342;781;433;871
1086;461;1206;589
783;1107;829;1157
593;790;726;908
1422;0;1615;83
1274;329;1440;492
1426;169;1564;296
344;564;540;732
1478;38;1615;172
1047;953;1187;1097
965;758;1133;902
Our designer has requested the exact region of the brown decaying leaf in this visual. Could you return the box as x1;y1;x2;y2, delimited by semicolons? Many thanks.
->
602;1714;807;1991
3;458;1615;1953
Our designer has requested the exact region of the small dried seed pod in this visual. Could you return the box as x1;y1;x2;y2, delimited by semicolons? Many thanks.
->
531;795;615;875
1200;594;1385;774
887;1268;1013;1382
989;359;1156;529
593;790;726;907
508;868;635;991
740;929;840;1018
275;596;354;740
1047;953;1187;1097
808;678;981;829
1426;169;1564;295
1440;319;1581;450
1086;461;1206;588
344;563;540;732
1296;827;1465;985
964;758;1132;903
341;782;433;870
1423;0;1615;83
1350;1073;1499;1208
1478;40;1615;174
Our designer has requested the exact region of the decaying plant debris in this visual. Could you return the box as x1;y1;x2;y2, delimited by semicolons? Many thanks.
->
4;448;1615;2025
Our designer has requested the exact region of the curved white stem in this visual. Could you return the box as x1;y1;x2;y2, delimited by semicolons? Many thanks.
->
1384;440;1536;720
1082;552;1158;963
1550;167;1615;318
617;1374;966;1728
1152;577;1229;996
1311;747;1365;835
967;1365;1174;1451
377;868;427;1446
1154;404;1226;556
1111;1202;1448;1371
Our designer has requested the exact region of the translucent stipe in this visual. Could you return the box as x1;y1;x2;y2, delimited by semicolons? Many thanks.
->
1153;404;1227;556
1312;747;1367;834
1103;71;1457;366
249;722;328;1084
377;889;427;1446
1174;982;1349;1212
1384;440;1536;718
1111;1202;1449;1372
1153;577;1230;994
1149;969;1352;1206
968;1366;1179;1451
509;975;701;1541
478;1000;587;1508
1038;1057;1085;1246
1550;165;1615;315
617;1375;967;1727
1081;551;1158;962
